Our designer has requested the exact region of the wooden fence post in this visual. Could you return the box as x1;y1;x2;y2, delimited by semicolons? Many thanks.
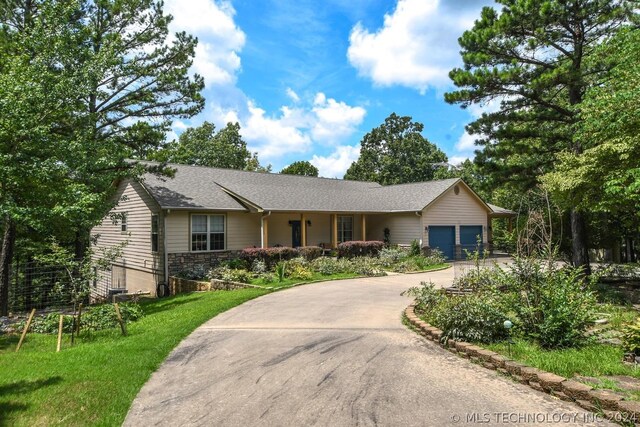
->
56;315;64;352
114;303;127;336
15;308;36;352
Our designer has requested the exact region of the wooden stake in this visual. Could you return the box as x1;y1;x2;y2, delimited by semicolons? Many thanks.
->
15;308;36;352
114;303;127;336
56;315;64;352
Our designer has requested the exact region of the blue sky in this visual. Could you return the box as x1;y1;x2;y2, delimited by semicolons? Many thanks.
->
163;0;495;177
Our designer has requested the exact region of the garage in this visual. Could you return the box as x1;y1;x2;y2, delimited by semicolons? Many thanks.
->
460;225;483;258
429;226;455;260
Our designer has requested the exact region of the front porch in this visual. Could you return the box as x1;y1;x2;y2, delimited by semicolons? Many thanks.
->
259;212;375;249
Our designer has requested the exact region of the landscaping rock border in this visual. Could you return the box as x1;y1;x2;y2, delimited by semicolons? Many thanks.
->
404;303;640;426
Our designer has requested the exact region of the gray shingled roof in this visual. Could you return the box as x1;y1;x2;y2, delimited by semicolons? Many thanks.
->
140;162;505;213
487;203;517;216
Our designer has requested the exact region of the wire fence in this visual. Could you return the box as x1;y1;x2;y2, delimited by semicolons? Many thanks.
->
7;260;111;315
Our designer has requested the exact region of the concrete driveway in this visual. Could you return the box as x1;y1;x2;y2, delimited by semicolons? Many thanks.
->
125;267;609;426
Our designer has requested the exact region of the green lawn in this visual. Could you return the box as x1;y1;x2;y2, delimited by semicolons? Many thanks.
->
249;272;362;288
487;339;634;379
0;288;268;426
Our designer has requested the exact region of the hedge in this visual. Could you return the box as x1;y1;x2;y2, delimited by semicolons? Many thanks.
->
297;246;323;260
337;241;384;258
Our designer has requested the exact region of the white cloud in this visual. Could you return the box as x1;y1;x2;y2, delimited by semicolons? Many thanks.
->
449;155;471;166
286;88;300;103
240;102;312;159
211;90;366;164
347;0;490;93
311;92;366;143
455;131;477;152
311;145;361;178
164;0;245;86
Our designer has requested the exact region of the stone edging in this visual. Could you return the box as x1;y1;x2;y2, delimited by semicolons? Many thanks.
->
403;303;640;425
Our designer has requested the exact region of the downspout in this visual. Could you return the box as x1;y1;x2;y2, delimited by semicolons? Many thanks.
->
415;211;423;246
163;209;169;286
261;211;272;248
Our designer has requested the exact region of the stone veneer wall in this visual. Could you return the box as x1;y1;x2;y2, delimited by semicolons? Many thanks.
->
167;251;242;277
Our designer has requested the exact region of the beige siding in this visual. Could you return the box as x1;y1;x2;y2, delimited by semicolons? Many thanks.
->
91;180;163;295
227;212;261;250
265;213;334;247
166;211;261;253
422;184;489;245
165;211;189;253
366;213;421;245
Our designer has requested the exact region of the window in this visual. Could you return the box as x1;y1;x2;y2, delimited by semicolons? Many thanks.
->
191;214;225;251
121;214;128;233
337;215;353;243
151;215;159;252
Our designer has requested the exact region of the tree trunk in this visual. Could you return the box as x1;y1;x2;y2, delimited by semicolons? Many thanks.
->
74;229;88;262
570;209;590;275
0;219;16;316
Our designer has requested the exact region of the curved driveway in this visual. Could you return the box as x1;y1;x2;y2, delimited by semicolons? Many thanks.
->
125;268;609;426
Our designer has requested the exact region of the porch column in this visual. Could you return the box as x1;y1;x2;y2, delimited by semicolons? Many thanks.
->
361;214;366;241
332;214;338;248
261;216;269;248
301;213;307;247
507;217;513;233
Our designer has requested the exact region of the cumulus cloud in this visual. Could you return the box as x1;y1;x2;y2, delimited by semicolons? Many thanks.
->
310;145;361;178
347;0;491;92
221;91;366;163
164;0;245;86
311;93;366;143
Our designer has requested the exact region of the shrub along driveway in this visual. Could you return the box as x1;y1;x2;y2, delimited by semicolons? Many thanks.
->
125;268;610;427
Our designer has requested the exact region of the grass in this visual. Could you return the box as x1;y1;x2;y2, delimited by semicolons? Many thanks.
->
0;288;268;426
486;339;638;379
249;272;362;288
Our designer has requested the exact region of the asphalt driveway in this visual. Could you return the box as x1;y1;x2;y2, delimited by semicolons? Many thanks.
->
125;267;610;426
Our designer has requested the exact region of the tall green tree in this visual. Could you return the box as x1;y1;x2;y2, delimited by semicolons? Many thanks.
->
0;0;204;314
445;0;631;273
280;161;319;177
344;113;447;184
151;121;270;171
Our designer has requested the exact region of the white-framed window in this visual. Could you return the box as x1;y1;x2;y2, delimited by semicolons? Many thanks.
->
337;215;353;243
191;214;225;251
121;213;128;233
151;215;159;252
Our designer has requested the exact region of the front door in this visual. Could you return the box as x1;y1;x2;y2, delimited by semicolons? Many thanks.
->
291;221;301;247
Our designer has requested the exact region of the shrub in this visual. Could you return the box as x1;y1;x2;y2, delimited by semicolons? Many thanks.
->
251;259;267;274
405;281;445;313
622;319;640;355
208;266;251;283
176;264;208;280
286;264;314;281
500;258;597;348
240;247;298;268
429;294;509;344
275;263;286;282
378;247;409;267
423;249;446;265
310;257;352;275
82;302;144;332
410;239;421;256
337;241;384;258
349;257;386;277
22;303;144;334
296;246;323;260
